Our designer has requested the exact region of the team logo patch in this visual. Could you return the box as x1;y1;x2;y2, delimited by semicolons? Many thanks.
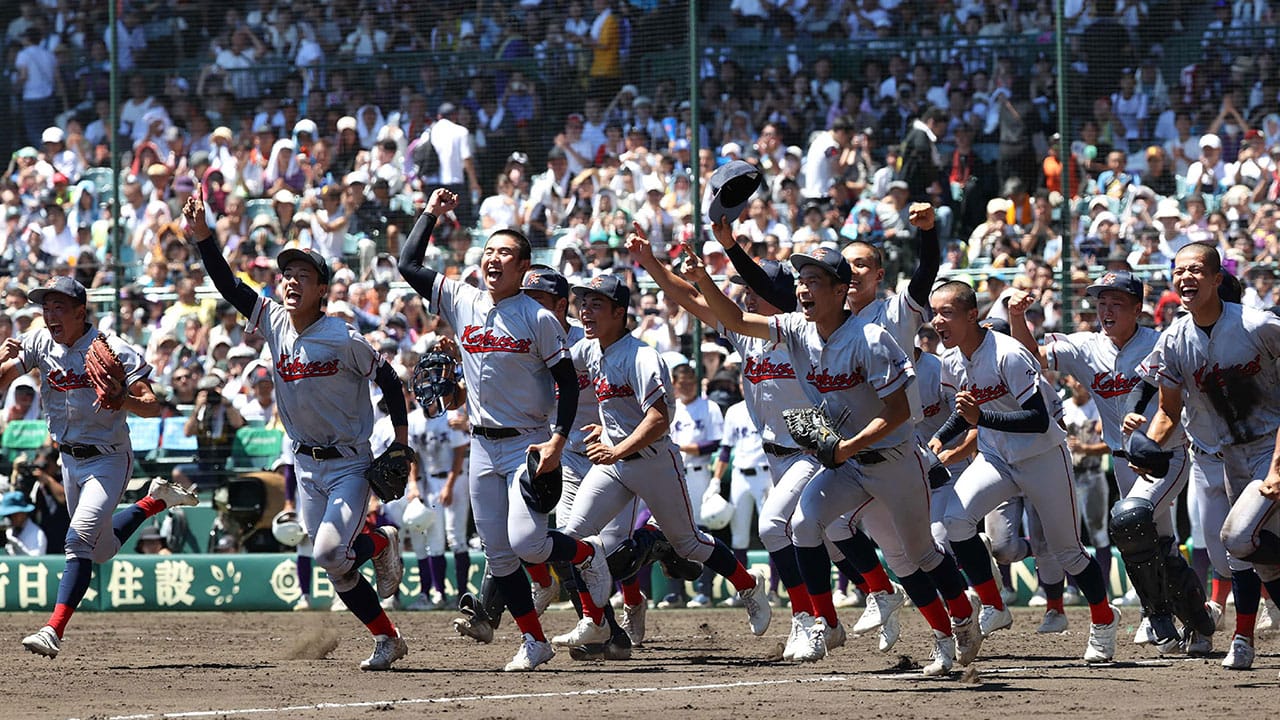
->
47;368;93;392
743;356;796;383
1091;371;1143;399
594;377;636;401
275;354;340;382
460;325;533;354
961;382;1009;404
806;367;865;393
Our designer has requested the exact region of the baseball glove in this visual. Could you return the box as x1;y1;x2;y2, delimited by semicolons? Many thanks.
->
783;406;843;469
521;449;562;514
85;335;128;411
367;441;413;502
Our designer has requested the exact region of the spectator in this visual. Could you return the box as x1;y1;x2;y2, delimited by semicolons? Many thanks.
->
430;103;481;226
174;375;246;489
24;447;67;556
14;28;63;147
1;490;45;556
802;114;854;199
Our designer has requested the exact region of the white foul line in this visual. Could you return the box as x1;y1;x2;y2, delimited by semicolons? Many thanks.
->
67;675;852;720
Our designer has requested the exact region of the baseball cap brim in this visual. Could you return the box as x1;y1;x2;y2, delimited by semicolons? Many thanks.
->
276;248;330;283
789;252;851;284
571;283;630;307
28;288;82;305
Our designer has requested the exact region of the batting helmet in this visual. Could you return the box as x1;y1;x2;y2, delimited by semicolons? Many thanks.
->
412;351;462;418
271;510;306;547
699;493;733;530
400;497;436;533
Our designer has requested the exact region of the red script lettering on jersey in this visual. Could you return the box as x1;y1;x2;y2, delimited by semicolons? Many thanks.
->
460;325;533;354
743;356;796;383
1091;371;1143;399
960;382;1009;404
1192;355;1263;391
922;400;943;418
276;355;340;382
806;367;865;393
594;378;636;401
47;368;93;392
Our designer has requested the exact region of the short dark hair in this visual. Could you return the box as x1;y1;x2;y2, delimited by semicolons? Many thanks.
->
932;280;978;311
922;107;948;125
489;228;533;262
1176;242;1221;274
831;115;855;133
671;363;696;380
842;239;883;270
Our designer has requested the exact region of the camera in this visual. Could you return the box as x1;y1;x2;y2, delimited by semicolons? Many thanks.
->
643;308;661;316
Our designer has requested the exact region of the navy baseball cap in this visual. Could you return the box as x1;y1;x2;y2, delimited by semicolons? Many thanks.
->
729;260;797;312
572;274;631;308
276;248;331;284
979;317;1012;335
1086;270;1144;300
1125;432;1172;478
707;160;762;225
28;275;87;306
790;247;852;284
521;264;569;299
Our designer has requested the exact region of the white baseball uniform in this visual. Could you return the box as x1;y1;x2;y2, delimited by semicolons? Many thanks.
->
18;327;150;562
422;272;569;576
671;393;723;516
246;295;383;592
720;401;770;550
939;330;1097;579
857;292;929;420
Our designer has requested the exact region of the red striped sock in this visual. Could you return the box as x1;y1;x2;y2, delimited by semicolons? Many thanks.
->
621;579;644;607
944;593;972;621
787;584;813;616
810;591;839;627
368;529;389;556
1047;597;1065;613
1212;577;1231;605
578;592;603;623
861;565;893;594
365;611;396;637
513;610;546;642
918;598;953;635
1235;613;1256;639
47;603;74;638
137;496;164;517
572;541;594;565
726;564;755;593
854;581;871;595
526;563;552;588
972;578;1004;609
1089;601;1115;625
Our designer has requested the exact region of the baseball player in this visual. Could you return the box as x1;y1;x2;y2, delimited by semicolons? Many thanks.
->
929;280;1121;663
7;276;199;659
690;244;975;675
668;362;723;608
713;398;770;593
398;189;611;672
185;193;411;671
558;271;772;644
1005;273;1211;652
520;265;639;657
1130;243;1280;670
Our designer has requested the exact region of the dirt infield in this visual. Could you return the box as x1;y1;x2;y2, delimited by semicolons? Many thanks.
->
3;607;1275;720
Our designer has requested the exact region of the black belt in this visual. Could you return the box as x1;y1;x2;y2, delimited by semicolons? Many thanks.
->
297;445;345;460
431;472;448;479
853;449;890;465
59;443;102;459
763;442;801;457
1191;444;1223;459
472;426;521;440
740;467;769;476
1112;450;1127;459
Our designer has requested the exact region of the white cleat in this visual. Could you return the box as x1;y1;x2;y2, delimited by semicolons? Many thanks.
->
147;478;199;508
834;589;865;607
504;633;555;672
1084;607;1120;663
551;617;611;647
793;617;845;662
877;592;904;652
978;603;1014;637
1184;630;1213;657
621;596;647;645
783;613;810;661
1209;601;1226;632
953;592;984;666
371;526;404;599
826;618;847;650
22;626;59;658
405;594;432;611
1221;633;1255;670
359;630;408;671
1133;616;1154;645
853;584;905;635
922;629;956;677
1036;609;1069;634
292;595;313;612
1257;598;1280;634
739;569;773;636
532;575;560;616
1028;588;1048;607
1063;586;1084;606
576;537;612;609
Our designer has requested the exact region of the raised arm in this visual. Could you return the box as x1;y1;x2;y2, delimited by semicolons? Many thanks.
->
626;226;720;328
1005;289;1049;369
711;219;794;312
907;203;941;309
662;232;773;340
397;188;458;295
182;188;258;317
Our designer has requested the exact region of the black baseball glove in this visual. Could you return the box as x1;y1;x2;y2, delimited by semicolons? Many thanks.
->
783;406;843;469
367;441;413;502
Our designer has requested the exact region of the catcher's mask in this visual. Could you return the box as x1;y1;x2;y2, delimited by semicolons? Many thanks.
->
412;351;460;418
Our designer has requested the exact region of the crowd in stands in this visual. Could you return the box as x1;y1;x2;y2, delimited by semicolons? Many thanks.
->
3;0;1280;555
